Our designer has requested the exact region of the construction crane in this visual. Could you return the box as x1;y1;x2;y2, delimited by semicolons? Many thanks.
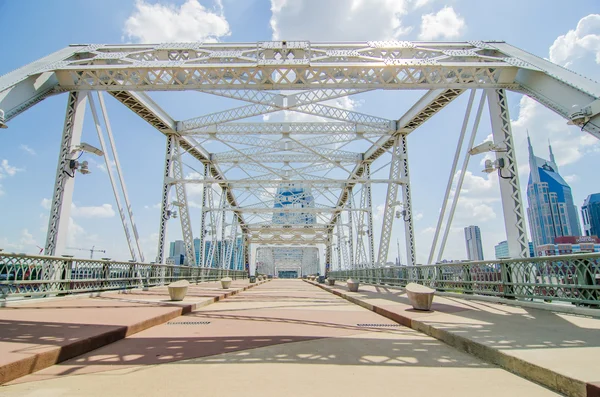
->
66;246;106;259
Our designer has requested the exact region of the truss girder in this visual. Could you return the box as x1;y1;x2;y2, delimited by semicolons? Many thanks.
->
488;88;529;258
329;88;463;228
187;122;388;135
179;89;393;131
173;138;196;265
212;153;362;163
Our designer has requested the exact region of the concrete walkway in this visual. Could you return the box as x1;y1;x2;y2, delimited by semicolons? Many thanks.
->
1;280;557;396
314;280;600;397
0;279;260;384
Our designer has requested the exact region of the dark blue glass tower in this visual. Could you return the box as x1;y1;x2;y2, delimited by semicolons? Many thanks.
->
526;136;581;254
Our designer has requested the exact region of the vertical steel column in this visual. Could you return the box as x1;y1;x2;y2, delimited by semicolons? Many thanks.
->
325;230;333;276
347;199;355;273
44;92;87;257
399;135;416;266
365;163;375;267
487;89;529;258
156;135;174;264
377;137;401;266
244;234;250;276
199;164;209;267
220;189;228;269
172;138;196;265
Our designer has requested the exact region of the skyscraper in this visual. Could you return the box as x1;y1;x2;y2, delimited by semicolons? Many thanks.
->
464;225;484;261
582;193;600;237
272;183;315;224
526;137;581;253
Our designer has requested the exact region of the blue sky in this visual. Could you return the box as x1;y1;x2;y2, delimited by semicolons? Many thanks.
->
0;0;599;265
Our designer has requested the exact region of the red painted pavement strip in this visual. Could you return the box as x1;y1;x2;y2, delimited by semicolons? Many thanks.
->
7;280;409;384
0;280;264;385
588;382;600;397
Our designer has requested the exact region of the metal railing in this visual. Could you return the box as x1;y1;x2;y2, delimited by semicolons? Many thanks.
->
328;252;600;306
0;252;248;300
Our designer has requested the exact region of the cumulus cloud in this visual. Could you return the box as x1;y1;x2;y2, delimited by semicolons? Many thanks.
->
124;0;230;43
72;204;116;218
0;159;23;178
549;14;600;67
41;198;116;218
413;0;433;9
418;6;465;40
19;144;36;156
270;0;412;41
511;95;599;172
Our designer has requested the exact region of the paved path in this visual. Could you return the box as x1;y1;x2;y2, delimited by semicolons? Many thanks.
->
1;280;556;396
315;280;600;397
0;279;257;384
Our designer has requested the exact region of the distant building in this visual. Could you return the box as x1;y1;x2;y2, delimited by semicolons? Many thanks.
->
582;193;600;237
495;240;535;259
169;240;185;265
464;225;484;261
526;137;581;254
536;236;600;256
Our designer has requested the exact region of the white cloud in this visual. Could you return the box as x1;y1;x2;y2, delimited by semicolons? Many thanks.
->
270;0;412;41
0;184;4;196
418;6;465;40
20;229;37;246
511;95;599;169
71;203;116;218
42;199;115;219
0;159;23;178
97;159;116;173
124;0;230;43
549;14;600;67
144;203;162;210
19;144;36;156
41;198;52;210
564;174;580;183
414;211;423;221
413;0;432;8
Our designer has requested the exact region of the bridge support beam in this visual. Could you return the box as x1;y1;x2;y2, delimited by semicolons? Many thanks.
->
44;91;87;257
487;89;529;258
156;135;174;264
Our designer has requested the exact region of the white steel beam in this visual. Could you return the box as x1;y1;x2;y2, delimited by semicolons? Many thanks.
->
487;88;529;258
186;122;387;135
44;91;86;257
89;93;138;261
173;138;196;265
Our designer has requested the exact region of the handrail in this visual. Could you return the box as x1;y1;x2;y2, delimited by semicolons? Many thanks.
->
328;253;600;306
0;252;248;300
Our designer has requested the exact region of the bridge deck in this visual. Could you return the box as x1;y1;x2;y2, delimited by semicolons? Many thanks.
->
314;280;600;397
1;280;556;396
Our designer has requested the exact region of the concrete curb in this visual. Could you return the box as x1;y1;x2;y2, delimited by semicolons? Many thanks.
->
307;280;596;397
0;280;267;385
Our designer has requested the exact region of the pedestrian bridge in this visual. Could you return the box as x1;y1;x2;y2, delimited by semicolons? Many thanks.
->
1;40;600;396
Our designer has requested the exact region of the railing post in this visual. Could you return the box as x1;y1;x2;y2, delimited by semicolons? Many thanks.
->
464;264;473;294
500;261;514;299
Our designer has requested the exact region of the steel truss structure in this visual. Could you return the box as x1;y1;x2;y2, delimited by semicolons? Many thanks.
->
2;41;599;276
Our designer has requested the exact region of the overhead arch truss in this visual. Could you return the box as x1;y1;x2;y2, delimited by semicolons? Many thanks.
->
2;40;598;273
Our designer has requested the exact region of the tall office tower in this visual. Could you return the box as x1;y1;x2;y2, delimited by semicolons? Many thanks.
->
582;193;600;237
256;183;318;277
526;136;582;253
168;240;185;265
272;183;315;225
464;225;484;261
